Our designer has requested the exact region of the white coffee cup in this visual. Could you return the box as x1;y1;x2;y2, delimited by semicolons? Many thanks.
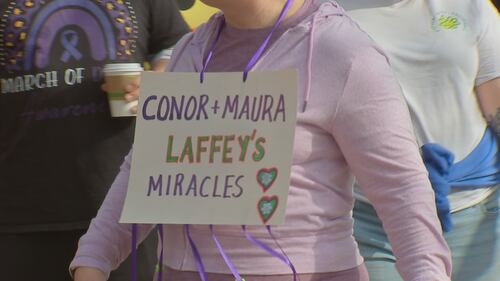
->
103;63;143;117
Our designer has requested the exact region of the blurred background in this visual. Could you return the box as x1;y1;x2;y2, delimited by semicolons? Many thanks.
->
175;0;498;24
177;0;219;30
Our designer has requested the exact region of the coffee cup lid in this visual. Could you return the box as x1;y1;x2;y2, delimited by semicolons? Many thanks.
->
103;63;143;73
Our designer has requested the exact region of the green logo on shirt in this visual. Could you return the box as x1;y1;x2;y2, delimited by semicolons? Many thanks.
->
438;15;460;30
432;12;465;32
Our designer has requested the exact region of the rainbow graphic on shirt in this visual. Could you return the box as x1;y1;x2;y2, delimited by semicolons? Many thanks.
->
0;0;137;73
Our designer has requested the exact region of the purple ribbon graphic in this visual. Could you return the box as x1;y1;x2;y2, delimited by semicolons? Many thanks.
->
60;30;83;62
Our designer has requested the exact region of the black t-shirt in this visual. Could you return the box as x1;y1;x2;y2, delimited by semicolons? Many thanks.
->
0;0;189;232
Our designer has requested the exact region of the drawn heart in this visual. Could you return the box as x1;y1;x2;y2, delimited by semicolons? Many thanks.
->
258;196;279;224
257;167;278;192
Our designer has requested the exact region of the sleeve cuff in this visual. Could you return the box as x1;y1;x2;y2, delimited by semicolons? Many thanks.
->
150;48;174;62
69;255;112;280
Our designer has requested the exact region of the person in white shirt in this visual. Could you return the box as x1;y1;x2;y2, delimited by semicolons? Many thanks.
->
335;0;500;280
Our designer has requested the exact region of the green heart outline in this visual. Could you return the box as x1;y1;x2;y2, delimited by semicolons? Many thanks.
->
257;195;279;224
256;167;278;192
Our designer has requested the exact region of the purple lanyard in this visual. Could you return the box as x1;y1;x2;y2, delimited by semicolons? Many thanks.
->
243;226;297;281
132;224;297;281
200;0;295;83
185;224;298;281
131;224;138;281
156;225;164;281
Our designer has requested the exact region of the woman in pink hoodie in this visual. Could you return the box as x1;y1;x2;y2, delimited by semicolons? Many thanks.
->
70;1;452;280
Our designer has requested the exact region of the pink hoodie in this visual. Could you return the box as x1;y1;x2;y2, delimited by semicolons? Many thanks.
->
70;1;451;280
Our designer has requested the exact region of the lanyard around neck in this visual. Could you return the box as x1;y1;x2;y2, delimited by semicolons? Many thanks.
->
199;0;295;83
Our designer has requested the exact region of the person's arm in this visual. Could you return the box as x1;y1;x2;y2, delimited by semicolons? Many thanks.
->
148;0;190;57
151;58;170;72
119;0;190;113
147;0;189;71
150;48;174;71
331;47;452;281
70;151;155;280
477;78;500;136
474;0;500;135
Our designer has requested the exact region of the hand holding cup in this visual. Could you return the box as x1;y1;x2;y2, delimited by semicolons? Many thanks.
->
101;78;140;114
102;63;143;117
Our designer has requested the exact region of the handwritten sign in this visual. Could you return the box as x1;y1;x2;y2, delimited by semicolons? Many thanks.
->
120;70;297;225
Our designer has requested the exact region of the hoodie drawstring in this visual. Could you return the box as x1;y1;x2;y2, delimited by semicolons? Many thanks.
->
303;11;320;112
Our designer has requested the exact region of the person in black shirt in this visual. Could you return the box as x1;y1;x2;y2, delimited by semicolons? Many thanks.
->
0;0;189;280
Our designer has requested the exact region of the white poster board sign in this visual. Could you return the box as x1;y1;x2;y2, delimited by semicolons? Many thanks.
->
120;70;297;225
